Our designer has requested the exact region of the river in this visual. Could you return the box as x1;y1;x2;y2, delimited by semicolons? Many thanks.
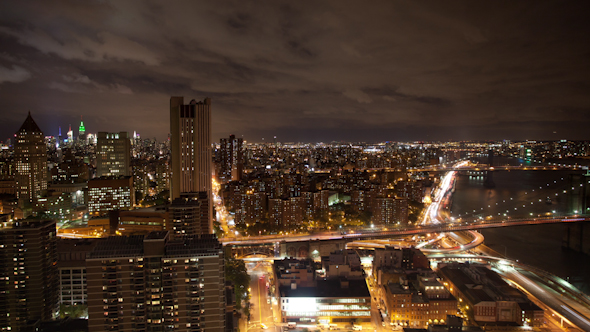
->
450;158;590;294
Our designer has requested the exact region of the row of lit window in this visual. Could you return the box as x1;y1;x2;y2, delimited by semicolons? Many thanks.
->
284;311;370;317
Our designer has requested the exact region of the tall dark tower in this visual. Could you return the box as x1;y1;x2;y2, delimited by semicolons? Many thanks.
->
170;97;213;234
0;219;59;331
15;112;47;207
219;134;243;183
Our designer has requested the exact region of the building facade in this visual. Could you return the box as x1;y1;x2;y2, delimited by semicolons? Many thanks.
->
0;219;59;331
372;197;408;225
170;97;212;234
169;193;210;236
57;238;99;307
88;176;134;215
14;112;48;206
438;263;543;327
170;97;212;199
381;273;457;328
96;132;132;177
86;232;225;332
218;135;243;183
274;257;371;325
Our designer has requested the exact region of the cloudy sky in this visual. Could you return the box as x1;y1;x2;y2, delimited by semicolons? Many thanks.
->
1;1;589;143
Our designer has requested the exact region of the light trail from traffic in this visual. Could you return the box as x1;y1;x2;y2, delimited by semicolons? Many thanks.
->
427;252;590;331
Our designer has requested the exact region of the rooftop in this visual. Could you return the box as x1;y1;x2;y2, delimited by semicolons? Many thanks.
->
279;279;370;298
439;264;530;305
88;232;221;259
0;219;56;231
18;112;43;135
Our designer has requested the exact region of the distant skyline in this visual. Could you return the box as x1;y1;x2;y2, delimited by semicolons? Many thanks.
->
1;1;590;143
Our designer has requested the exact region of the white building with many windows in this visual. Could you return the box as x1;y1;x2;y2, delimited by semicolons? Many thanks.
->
88;176;134;215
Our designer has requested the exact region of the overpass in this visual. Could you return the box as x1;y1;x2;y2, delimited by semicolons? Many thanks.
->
309;163;586;174
405;165;586;172
220;215;590;247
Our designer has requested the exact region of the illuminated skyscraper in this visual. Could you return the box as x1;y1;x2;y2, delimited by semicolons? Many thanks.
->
67;124;73;142
96;132;131;177
78;116;86;142
14;112;48;206
170;97;212;233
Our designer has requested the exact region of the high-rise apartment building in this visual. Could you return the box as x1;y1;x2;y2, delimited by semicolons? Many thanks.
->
312;190;329;213
88;176;134;215
132;160;150;201
267;197;305;229
0;157;16;196
155;159;171;195
14;112;48;206
372;197;408;225
219;135;243;183
0;218;59;331
170;97;212;233
233;192;266;225
96;132;131;177
169;193;210;236
57;238;98;307
86;231;225;332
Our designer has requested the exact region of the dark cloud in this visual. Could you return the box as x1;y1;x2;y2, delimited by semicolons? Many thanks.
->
0;0;589;143
0;64;30;83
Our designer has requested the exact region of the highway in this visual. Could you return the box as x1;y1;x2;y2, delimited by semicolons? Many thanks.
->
496;264;590;331
405;164;586;172
233;159;590;330
427;252;590;332
220;215;589;246
411;160;590;331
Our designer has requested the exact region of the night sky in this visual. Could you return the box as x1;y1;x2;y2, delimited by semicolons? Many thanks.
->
1;1;589;143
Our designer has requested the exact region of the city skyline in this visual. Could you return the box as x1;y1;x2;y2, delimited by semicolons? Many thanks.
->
2;3;590;330
1;109;589;330
1;1;590;143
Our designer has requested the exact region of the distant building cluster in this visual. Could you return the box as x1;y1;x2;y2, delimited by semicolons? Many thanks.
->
218;144;440;231
0;97;228;332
